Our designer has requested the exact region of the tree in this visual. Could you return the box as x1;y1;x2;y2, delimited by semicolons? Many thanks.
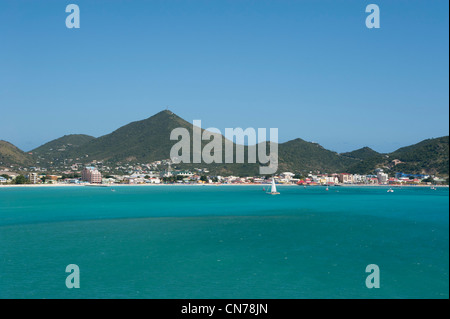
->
1;174;10;180
14;175;28;184
61;173;81;179
162;176;176;183
200;175;208;182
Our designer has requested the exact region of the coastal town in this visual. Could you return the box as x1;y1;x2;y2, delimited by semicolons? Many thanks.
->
0;158;447;186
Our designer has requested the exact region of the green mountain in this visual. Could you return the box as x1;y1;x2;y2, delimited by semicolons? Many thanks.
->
389;136;449;176
0;140;33;167
59;111;359;175
346;136;449;176
345;154;387;175
70;111;196;163
341;147;380;161
278;138;358;174
64;110;261;175
31;134;95;165
10;111;449;177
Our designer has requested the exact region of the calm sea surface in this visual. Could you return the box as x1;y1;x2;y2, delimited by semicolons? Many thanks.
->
0;185;448;298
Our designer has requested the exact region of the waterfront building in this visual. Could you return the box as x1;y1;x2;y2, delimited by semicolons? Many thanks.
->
377;171;389;184
339;173;353;184
325;175;339;184
27;172;39;184
81;167;102;184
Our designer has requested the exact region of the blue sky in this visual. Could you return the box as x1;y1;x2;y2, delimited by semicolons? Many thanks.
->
0;0;448;153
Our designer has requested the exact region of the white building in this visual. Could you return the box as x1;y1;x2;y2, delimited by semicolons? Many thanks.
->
27;173;39;184
280;172;295;181
326;176;339;184
352;174;363;184
148;177;161;184
377;171;389;184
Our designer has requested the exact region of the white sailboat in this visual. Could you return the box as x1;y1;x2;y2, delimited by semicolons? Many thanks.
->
267;178;280;195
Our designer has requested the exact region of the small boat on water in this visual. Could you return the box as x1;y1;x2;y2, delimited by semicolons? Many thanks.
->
387;188;394;193
431;186;437;190
267;179;280;195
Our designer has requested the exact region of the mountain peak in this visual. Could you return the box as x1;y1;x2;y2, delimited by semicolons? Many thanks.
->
341;147;380;160
153;109;175;117
143;109;186;124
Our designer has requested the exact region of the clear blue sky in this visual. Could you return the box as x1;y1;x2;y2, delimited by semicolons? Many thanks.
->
0;0;448;153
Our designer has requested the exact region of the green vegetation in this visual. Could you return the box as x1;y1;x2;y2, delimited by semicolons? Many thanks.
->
0;140;33;167
61;173;81;179
390;136;449;176
346;154;387;175
162;176;177;183
65;111;192;164
30;134;95;166
341;147;380;161
2;111;448;178
278;138;358;174
14;175;28;184
346;136;449;176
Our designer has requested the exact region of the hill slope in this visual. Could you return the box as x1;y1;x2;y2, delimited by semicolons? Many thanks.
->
0;140;33;167
66;110;261;175
14;111;449;177
61;111;360;175
341;147;380;161
346;136;449;176
390;136;449;176
31;134;95;165
278;138;358;174
71;111;195;163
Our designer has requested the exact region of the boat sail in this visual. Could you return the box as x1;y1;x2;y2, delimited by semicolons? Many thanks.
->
267;178;280;195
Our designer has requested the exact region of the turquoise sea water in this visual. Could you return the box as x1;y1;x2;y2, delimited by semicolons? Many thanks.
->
0;185;448;299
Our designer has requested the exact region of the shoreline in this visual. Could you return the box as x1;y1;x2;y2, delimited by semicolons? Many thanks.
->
0;183;448;188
